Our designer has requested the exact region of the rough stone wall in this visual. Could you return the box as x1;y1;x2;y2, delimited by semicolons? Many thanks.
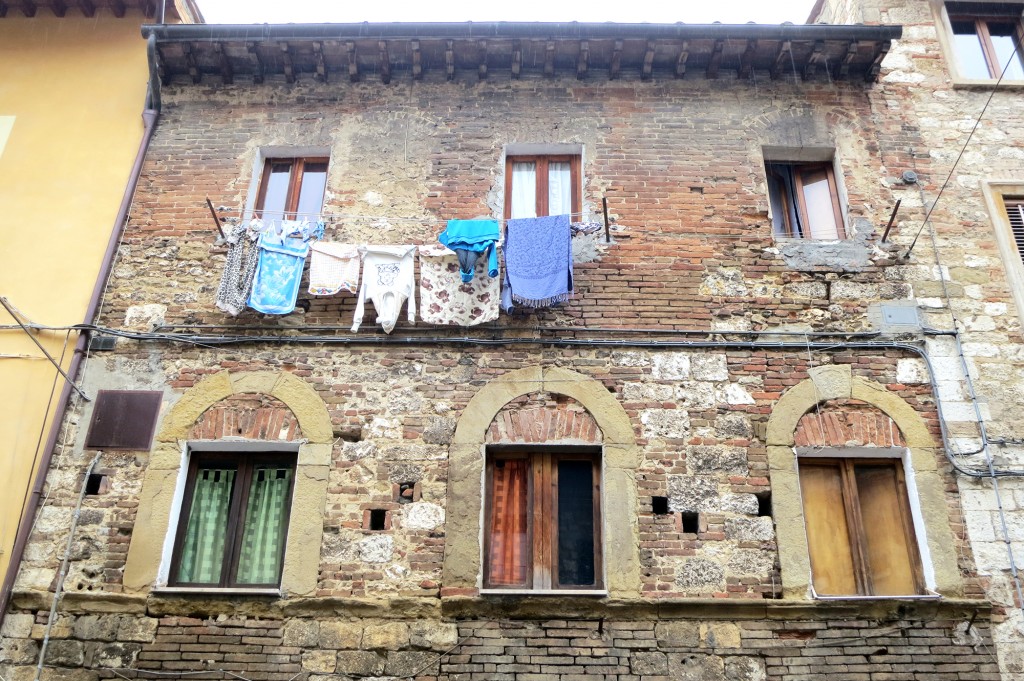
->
3;14;1018;681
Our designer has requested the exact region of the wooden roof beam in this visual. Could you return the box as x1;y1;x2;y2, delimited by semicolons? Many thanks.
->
804;40;824;80
706;39;723;79
345;41;357;82
0;2;8;18
378;40;390;84
49;0;66;17
577;40;588;80
246;42;264;84
140;0;155;19
215;43;232;85
110;0;124;18
675;40;689;78
445;40;454;81
411;40;422;80
478;40;487;80
544;40;555;78
770;40;792;80
282;42;296;84
641;41;655;81
866;40;889;81
738;39;758;78
610;40;622;80
511;39;522;79
78;0;94;17
313;41;328;82
19;1;36;17
839;40;858;79
181;41;200;84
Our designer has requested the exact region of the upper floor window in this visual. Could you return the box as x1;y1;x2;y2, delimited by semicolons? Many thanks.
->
765;160;846;240
169;449;296;588
504;154;581;220
255;157;328;221
485;449;601;591
799;455;925;596
945;2;1024;80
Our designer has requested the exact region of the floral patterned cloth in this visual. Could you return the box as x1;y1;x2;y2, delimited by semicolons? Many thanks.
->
419;244;499;326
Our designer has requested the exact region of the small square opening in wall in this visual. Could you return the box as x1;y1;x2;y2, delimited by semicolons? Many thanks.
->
652;496;670;515
85;473;109;496
395;481;421;504
681;512;700;534
756;492;773;518
366;509;389;531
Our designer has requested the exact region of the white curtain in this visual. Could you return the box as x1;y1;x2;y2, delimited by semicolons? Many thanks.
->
548;162;572;216
511;162;537;219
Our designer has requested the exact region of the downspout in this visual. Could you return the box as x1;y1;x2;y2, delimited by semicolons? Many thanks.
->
0;35;162;625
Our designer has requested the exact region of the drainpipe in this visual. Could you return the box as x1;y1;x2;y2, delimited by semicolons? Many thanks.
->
0;39;162;626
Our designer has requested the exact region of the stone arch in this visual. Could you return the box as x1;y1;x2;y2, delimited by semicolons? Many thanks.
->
123;371;332;596
765;364;961;598
443;365;642;598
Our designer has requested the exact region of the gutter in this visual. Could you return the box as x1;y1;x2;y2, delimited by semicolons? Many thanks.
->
0;43;163;627
140;21;902;43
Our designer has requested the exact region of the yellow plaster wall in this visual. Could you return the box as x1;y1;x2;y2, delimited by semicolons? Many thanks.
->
0;12;152;588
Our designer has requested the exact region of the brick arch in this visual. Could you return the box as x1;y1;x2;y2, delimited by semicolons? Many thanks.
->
124;370;332;597
794;399;907;448
444;365;641;598
486;392;602;444
764;364;961;599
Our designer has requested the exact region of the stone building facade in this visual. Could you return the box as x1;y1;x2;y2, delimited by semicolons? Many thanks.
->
2;4;1022;681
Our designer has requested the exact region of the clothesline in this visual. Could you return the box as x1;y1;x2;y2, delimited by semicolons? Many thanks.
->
222;209;598;226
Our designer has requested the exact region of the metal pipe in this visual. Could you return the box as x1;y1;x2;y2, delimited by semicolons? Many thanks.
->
140;21;903;44
0;57;163;626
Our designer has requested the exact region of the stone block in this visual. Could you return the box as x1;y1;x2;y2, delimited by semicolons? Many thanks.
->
284;619;320;647
404;502;445;530
630;651;668;675
1;614;35;639
319;621;362;650
727;549;775;579
701;623;741;649
72;615;120;642
668;475;718;513
43;640;84;666
640;408;690;440
691;353;728;381
656;621;700;647
362;622;410;650
410;621;458;650
303;650;337;673
725;517;775;542
336;650;385;676
422;416;457;444
384;650;438;676
0;637;39;665
652;352;691;380
687;445;748;475
358;535;395;563
93;642;142;668
675;559;725;592
724;656;766;681
668;653;725;681
116;617;158;643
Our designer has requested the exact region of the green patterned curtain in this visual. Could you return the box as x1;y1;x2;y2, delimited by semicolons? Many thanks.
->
176;468;235;584
236;466;293;584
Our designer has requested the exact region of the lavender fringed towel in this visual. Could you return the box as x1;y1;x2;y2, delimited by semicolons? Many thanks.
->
501;214;573;312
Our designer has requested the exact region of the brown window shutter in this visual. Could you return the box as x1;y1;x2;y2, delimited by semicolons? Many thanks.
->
84;390;163;450
1007;199;1024;264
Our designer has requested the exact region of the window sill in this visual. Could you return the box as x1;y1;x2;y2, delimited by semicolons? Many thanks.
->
479;588;608;596
152;586;283;597
950;77;1024;89
811;590;941;601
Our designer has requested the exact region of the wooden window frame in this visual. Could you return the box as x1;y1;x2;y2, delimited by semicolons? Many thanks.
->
254;156;329;220
948;9;1024;79
483;447;602;591
168;450;296;589
503;154;582;220
766;161;846;239
799;457;925;597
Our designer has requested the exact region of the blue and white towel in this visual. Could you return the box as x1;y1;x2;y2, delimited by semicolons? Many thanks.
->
247;233;310;315
501;214;573;312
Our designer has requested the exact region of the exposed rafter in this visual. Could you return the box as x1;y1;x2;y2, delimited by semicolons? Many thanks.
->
675;40;689;78
182;42;200;83
282;42;295;84
706;39;723;79
378;40;390;84
609;40;622;80
215;43;232;84
78;0;94;17
840;40;859;79
641;41;654;81
544;40;555;78
140;0;155;19
345;41;357;82
577;40;588;80
804;40;824;79
0;1;8;18
478;40;487;80
445;40;454;81
866;40;889;81
19;1;36;18
313;41;327;82
770;40;792;80
511;39;522;79
411;39;422;80
110;0;124;18
739;39;758;79
50;0;66;17
246;42;264;84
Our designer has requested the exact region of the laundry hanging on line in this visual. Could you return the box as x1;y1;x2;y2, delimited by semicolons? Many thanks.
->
437;219;500;283
501;214;574;313
352;245;417;334
419;244;500;327
308;242;361;296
